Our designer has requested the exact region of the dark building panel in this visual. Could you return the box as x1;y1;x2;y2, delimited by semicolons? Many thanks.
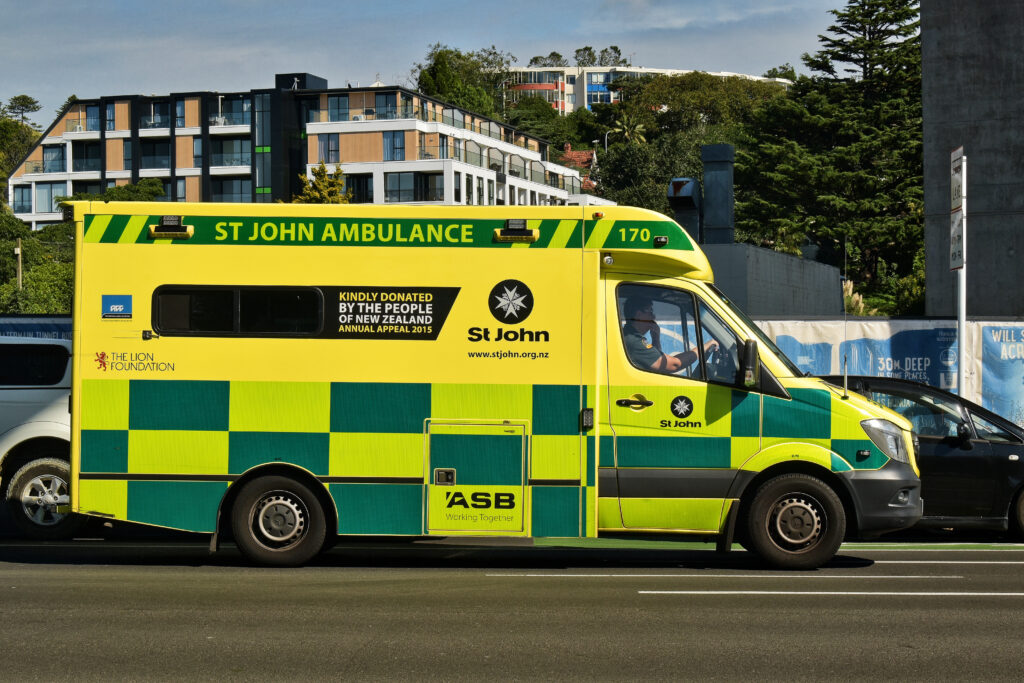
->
923;1;1024;316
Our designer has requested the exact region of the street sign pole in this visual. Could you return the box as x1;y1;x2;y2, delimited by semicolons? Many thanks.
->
950;147;966;396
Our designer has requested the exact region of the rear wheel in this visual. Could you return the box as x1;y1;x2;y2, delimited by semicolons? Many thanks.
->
745;473;845;570
5;458;85;540
230;476;327;566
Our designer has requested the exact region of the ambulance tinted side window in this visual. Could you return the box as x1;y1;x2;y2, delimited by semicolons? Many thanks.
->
154;287;321;336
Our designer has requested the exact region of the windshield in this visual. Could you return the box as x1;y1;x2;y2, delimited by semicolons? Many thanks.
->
707;283;804;377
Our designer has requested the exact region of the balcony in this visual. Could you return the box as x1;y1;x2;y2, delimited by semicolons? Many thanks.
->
72;158;102;172
209;112;251;127
210;153;252;167
12;199;32;213
65;119;100;133
417;145;450;161
23;160;67;174
139;115;170;129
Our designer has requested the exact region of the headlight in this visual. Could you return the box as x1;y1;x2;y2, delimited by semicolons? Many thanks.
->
861;418;910;464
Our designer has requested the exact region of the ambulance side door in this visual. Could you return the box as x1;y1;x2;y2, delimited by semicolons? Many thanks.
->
602;275;760;531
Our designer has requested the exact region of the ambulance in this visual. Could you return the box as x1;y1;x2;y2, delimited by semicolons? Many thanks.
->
68;201;922;568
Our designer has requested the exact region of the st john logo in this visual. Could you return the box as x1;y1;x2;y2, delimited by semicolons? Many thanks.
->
488;279;533;323
670;396;694;418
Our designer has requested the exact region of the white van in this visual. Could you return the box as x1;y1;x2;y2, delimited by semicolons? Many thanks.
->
0;336;82;538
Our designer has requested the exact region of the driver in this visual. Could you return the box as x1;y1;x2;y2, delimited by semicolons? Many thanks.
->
622;296;718;375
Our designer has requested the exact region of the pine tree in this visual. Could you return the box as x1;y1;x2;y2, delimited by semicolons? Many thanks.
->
292;161;350;204
736;0;922;314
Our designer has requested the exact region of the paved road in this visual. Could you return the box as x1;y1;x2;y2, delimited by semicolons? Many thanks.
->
2;537;1024;681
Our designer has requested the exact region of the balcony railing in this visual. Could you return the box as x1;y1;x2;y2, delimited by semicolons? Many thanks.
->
72;158;102;172
12;200;32;213
140;156;171;169
417;145;451;161
209;112;251;126
65;119;100;133
139;115;170;129
211;153;252;167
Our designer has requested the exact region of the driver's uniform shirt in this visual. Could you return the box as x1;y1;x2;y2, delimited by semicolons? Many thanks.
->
622;322;662;369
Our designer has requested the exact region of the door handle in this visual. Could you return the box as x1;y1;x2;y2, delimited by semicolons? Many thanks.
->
616;397;654;408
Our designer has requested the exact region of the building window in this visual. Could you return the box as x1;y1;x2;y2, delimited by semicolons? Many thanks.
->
123;140;132;169
477;177;484;205
345;173;373;203
328;95;348;122
12;185;32;213
211;177;251;202
385;172;413;202
140;101;169;129
452;138;462;162
454;173;460;203
105;102;116;131
35;182;66;213
140;140;171;169
376;93;398;119
383;131;405;161
193;138;202;167
215;96;251;126
211;137;251;167
318;133;339;163
175;100;185;127
157;180;172;201
72;141;102;172
42;145;66;173
72;180;102;195
85;105;100;131
176;178;187;202
488;179;494;205
465;174;473;205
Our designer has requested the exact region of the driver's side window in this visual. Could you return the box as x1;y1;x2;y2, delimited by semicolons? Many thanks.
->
616;284;740;384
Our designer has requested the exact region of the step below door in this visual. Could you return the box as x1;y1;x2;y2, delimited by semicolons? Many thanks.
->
427;421;526;534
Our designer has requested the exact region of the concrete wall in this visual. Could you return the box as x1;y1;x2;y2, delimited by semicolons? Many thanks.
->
705;244;843;317
923;1;1024;316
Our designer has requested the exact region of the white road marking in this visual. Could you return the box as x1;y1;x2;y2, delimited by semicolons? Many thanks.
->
486;573;961;579
639;591;1024;596
872;560;1024;565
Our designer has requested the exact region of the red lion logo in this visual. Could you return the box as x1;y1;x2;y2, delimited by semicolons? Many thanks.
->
94;352;108;371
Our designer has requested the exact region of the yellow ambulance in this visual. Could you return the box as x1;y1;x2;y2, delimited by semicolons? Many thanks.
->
68;201;922;568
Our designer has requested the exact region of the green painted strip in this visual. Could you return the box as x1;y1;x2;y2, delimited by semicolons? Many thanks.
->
84;215;112;242
532;486;580;537
331;382;430;433
616;436;731;468
81;430;129;473
99;215;129;243
584;218;614;248
126;480;226;532
229;432;330;475
332;483;423;535
832;439;887;470
532;384;579;435
430;434;523;485
129;380;230;431
118;215;149;244
763;388;831;440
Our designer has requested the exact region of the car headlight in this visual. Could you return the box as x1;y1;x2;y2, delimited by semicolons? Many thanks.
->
861;418;910;464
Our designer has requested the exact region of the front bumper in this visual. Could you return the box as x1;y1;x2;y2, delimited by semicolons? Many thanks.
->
840;460;923;537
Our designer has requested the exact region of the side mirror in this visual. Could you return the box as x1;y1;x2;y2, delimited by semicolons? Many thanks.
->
742;339;760;388
956;421;974;449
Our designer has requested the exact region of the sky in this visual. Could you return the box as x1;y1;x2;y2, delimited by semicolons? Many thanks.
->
1;0;842;127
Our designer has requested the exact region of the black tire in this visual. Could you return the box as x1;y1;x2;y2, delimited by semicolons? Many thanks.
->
745;473;846;570
230;476;327;567
5;458;85;540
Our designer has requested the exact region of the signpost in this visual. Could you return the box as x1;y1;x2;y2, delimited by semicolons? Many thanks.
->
951;146;966;395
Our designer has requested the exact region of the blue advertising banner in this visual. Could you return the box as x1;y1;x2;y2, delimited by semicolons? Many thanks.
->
981;326;1024;426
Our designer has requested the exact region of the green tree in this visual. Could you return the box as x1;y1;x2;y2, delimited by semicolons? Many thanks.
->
763;63;798;80
414;44;516;119
528;52;568;67
0;261;74;314
60;177;166;203
292;161;350;203
610;109;647;144
0;114;41;206
6;95;42;127
574;47;597;67
735;0;922;314
598;46;629;66
57;94;79;116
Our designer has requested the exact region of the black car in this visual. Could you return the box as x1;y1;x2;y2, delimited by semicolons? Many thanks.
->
822;375;1024;536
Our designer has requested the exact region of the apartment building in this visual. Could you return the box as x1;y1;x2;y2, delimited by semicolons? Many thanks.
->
506;66;788;115
8;73;584;229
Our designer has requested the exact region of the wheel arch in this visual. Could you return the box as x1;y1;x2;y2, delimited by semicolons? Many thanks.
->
0;436;70;487
732;460;859;540
212;464;337;550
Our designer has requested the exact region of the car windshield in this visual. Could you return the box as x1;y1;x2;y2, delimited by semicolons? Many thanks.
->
708;283;803;377
865;387;963;438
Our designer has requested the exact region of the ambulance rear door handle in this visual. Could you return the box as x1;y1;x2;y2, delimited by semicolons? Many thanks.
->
616;397;653;408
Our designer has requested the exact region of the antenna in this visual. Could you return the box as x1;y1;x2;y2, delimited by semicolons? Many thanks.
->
841;234;849;399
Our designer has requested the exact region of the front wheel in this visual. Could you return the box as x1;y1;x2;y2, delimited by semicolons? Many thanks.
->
230;476;327;566
5;458;85;540
745;473;845;570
